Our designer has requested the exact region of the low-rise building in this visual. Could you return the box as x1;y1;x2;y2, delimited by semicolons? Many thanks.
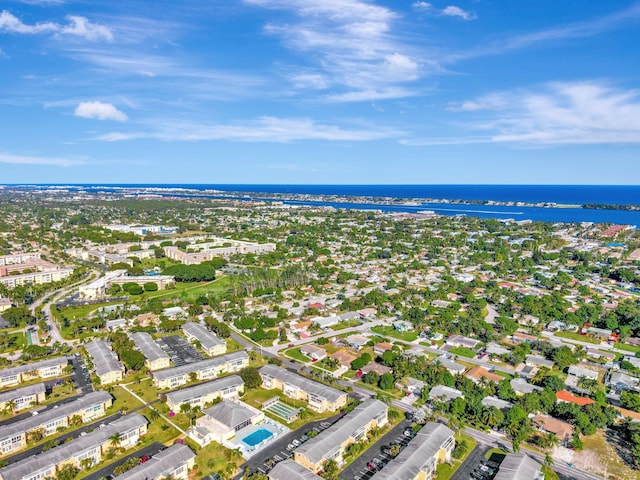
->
511;378;543;396
525;355;555;369
533;415;574;444
294;399;388;473
0;357;68;388
346;334;369;350
152;351;249;389
0;414;147;480
0;391;112;456
369;422;455;480
84;340;125;385
300;344;327;361
259;365;347;413
115;444;195;480
434;355;466;375
446;335;480;349
494;453;544;480
0;383;46;412
481;396;513;412
268;459;323;480
166;375;244;411
189;400;264;445
183;322;227;356
130;332;171;371
465;366;503;384
428;385;464;403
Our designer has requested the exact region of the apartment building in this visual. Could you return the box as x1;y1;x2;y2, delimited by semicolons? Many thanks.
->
0;268;74;289
163;238;275;265
294;399;388;473
268;459;323;480
84;340;125;384
0;357;68;388
0;414;147;480
0;391;112;456
0;383;46;412
130;332;171;371
79;270;174;299
165;375;244;411
259;365;347;413
116;444;196;480
493;453;544;480
152;351;249;389
369;423;455;480
183;322;227;356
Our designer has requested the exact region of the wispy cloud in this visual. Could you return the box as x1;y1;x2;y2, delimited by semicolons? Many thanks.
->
74;101;128;121
95;116;401;143
418;82;640;146
441;6;475;21
245;0;424;101
0;10;113;41
0;152;83;167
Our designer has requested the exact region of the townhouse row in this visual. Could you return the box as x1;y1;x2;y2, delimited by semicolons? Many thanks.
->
0;357;68;388
152;351;249;389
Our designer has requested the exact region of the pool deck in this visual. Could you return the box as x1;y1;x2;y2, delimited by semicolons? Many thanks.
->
224;419;289;459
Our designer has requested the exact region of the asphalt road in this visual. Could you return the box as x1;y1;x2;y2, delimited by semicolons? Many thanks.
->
83;442;166;480
3;412;123;465
339;418;412;480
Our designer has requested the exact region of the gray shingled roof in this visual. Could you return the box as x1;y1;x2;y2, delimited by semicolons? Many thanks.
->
268;459;323;480
116;444;195;480
481;396;514;411
183;322;225;351
260;365;346;403
369;423;454;480
85;340;124;377
493;453;543;480
0;382;46;404
0;357;68;379
0;390;112;444
0;414;147;480
130;332;170;363
203;400;259;430
166;375;243;406
152;351;248;382
296;399;387;465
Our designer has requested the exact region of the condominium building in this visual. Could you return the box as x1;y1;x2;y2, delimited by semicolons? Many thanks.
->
268;459;323;480
116;444;195;480
0;414;147;480
183;322;227;356
369;423;455;480
130;332;171;371
0;391;112;456
259;365;347;413
163;238;276;265
0;357;68;388
189;399;264;445
493;453;544;480
294;399;388;473
79;270;175;300
165;375;244;411
0;383;46;412
0;268;74;289
152;351;249;389
84;340;125;385
0;253;41;267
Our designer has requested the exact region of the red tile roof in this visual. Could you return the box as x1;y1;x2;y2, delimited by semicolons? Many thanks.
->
556;390;595;406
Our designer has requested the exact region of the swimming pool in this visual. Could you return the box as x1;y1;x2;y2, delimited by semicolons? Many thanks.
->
242;428;273;447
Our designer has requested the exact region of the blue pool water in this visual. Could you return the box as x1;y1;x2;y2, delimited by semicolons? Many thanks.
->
242;428;273;447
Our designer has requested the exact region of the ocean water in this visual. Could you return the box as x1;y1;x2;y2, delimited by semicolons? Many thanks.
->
11;184;640;224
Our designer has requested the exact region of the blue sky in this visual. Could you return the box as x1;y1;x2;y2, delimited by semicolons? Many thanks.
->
1;0;639;184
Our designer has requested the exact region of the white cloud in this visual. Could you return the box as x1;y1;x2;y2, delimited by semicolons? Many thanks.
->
0;152;83;167
441;6;475;21
95;116;400;143
0;11;112;41
245;0;423;101
412;2;432;12
455;82;640;145
74;101;128;121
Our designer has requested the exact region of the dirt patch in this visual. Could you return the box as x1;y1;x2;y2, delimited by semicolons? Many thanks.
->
562;430;640;480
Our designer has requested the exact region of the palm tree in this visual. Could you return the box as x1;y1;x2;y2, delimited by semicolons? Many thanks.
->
4;399;17;414
69;414;83;427
149;409;160;421
79;457;93;470
109;432;122;451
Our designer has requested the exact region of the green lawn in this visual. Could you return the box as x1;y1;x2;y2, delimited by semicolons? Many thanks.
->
0;331;27;353
329;319;362;331
284;347;310;363
129;377;159;404
615;342;640;354
448;346;477;358
554;331;600;344
542;465;560;480
371;325;418;342
435;433;477;480
187;438;243;480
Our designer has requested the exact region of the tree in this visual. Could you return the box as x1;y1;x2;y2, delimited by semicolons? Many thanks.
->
621;391;640;412
143;282;158;292
55;464;80;480
362;371;379;385
552;346;579;370
109;432;122;451
120;349;146;371
379;372;395;390
240;367;261;388
322;459;340;480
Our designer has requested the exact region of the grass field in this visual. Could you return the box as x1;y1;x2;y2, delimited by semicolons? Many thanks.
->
284;347;310;363
615;342;640;354
435;433;477;480
0;331;27;352
448;346;477;358
554;331;601;344
329;319;362;331
371;325;418;342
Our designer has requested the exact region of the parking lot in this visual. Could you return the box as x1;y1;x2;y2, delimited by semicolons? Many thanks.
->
339;418;412;480
157;335;204;366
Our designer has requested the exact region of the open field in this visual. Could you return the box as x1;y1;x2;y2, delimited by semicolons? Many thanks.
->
371;325;418;342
